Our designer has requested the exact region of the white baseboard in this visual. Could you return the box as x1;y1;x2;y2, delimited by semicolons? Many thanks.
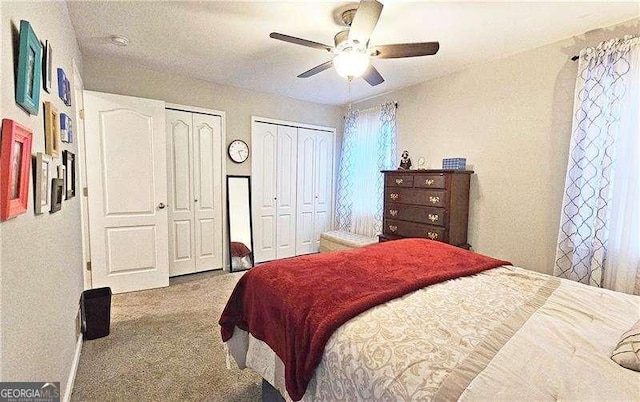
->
63;335;83;402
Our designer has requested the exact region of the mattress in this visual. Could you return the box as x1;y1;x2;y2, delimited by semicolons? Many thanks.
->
319;230;377;253
225;266;640;401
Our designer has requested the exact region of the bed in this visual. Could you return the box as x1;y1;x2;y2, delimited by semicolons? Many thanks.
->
220;239;640;401
230;241;253;270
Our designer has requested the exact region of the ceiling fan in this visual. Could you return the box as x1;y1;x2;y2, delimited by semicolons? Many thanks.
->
269;0;440;86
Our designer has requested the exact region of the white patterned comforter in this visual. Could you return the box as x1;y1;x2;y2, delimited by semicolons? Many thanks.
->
225;266;640;401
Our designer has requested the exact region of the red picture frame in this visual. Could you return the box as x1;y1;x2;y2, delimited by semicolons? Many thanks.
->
1;119;33;221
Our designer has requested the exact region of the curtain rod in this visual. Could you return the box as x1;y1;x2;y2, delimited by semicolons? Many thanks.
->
570;35;639;62
343;101;398;119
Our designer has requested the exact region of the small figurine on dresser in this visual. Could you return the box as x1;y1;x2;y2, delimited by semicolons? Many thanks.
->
398;150;412;170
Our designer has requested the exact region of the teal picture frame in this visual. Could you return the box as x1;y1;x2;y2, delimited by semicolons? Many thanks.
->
16;20;42;115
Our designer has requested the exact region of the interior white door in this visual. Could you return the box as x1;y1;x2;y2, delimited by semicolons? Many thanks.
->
276;125;298;259
313;132;335;250
192;113;223;272
252;122;278;263
83;91;169;294
296;129;316;255
166;110;195;276
166;110;223;275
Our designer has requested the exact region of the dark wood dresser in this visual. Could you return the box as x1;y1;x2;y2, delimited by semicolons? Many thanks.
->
380;169;474;249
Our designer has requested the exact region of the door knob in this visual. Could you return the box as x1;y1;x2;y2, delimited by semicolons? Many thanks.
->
194;199;198;202
158;202;166;209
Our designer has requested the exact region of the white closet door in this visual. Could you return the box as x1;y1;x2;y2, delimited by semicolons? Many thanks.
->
193;113;223;271
296;129;316;255
166;110;195;276
276;125;298;259
252;122;278;262
314;132;335;250
84;91;169;294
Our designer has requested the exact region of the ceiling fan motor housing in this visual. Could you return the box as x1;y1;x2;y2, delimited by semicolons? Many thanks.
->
334;30;350;49
341;8;357;26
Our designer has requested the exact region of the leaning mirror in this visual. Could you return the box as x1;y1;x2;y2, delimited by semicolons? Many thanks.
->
227;175;254;272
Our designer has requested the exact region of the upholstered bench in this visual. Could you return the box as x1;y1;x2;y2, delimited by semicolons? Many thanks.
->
319;231;378;253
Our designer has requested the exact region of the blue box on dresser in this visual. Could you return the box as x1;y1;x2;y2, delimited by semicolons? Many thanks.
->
442;158;466;170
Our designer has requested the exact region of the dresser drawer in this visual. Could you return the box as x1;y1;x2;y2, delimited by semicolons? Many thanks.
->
384;203;447;227
385;174;414;187
413;174;446;189
385;188;446;207
383;219;447;242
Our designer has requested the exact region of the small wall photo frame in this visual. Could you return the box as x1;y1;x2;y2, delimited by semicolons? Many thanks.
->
43;40;52;93
50;178;63;214
44;101;61;157
57;165;66;198
62;150;76;199
1;119;33;221
16;20;43;115
57;68;71;106
33;152;52;215
60;113;72;143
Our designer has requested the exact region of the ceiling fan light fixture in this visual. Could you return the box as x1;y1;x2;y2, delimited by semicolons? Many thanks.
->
333;50;370;79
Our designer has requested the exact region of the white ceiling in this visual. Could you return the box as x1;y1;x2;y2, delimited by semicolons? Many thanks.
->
67;1;639;106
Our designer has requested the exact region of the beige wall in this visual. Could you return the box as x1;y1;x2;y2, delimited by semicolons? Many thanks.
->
81;56;343;176
352;18;639;275
0;1;84;396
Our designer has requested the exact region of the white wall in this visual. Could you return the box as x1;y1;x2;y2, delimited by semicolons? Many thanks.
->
352;18;639;275
81;55;344;176
0;1;84;397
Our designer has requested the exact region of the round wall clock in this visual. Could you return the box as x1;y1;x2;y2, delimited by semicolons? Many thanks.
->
228;139;249;163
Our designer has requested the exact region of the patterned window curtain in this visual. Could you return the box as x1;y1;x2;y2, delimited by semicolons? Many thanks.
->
335;102;397;237
554;36;640;295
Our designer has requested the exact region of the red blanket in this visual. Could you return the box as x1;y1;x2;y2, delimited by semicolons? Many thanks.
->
219;239;510;401
230;241;251;258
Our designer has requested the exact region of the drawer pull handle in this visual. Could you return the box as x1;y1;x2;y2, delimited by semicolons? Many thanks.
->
389;209;398;216
427;231;439;240
429;196;440;204
428;213;439;223
390;193;399;200
425;179;434;186
395;178;404;184
389;225;398;233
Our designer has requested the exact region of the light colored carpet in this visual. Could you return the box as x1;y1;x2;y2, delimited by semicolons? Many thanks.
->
71;271;261;401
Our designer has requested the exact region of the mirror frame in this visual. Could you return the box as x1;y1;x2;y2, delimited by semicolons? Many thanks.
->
226;175;255;272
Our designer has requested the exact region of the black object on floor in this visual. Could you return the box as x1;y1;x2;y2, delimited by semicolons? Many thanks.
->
81;287;112;340
262;379;285;402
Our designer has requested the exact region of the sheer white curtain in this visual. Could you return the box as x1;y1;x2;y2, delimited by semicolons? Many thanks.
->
555;36;640;295
335;102;396;237
602;42;640;294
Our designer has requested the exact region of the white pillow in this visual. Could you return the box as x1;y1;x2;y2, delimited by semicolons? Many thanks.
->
611;319;640;372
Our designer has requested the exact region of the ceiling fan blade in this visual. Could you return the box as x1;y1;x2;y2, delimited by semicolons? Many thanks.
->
348;0;383;46
298;60;333;78
270;32;333;52
371;42;440;59
362;64;384;86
